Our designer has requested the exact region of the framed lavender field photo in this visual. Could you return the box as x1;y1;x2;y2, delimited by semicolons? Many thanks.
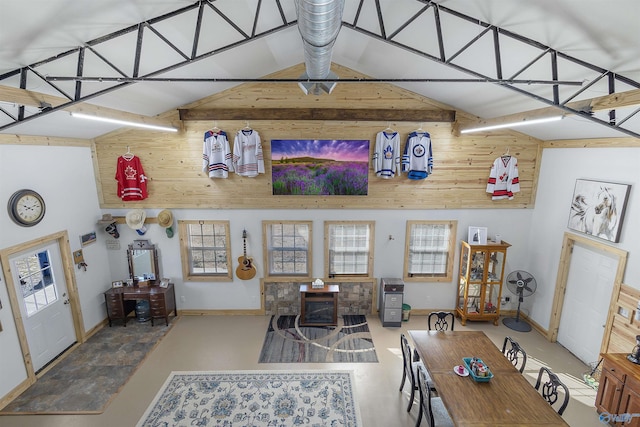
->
568;179;631;243
271;139;369;195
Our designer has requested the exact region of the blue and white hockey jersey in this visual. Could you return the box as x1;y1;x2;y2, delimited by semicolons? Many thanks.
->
402;131;433;180
373;131;401;178
233;129;265;177
202;129;233;178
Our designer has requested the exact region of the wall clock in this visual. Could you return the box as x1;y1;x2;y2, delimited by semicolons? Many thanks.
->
8;189;46;227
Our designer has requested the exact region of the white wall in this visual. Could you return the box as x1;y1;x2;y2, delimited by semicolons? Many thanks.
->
106;208;533;311
0;144;111;401
526;147;640;329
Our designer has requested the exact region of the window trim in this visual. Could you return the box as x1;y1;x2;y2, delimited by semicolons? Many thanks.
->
324;220;375;280
179;220;232;282
262;220;313;281
403;220;457;282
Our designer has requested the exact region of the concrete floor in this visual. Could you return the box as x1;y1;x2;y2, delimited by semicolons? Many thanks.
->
0;314;603;426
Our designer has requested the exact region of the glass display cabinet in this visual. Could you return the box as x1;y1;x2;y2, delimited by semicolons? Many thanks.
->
456;240;510;325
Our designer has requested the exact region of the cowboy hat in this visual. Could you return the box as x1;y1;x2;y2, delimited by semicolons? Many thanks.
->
157;209;173;228
125;209;147;235
157;209;174;238
97;213;115;224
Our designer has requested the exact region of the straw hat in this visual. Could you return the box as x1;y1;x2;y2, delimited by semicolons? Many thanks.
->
125;209;146;230
157;210;173;228
97;213;115;224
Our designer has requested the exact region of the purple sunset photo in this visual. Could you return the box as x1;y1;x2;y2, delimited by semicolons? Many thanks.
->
271;139;370;195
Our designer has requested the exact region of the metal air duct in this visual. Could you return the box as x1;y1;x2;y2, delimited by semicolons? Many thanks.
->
295;0;345;95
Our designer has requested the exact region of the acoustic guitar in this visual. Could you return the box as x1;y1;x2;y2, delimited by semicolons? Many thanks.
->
236;229;257;280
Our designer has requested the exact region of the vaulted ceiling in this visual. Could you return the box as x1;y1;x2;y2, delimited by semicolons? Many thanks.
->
1;0;639;141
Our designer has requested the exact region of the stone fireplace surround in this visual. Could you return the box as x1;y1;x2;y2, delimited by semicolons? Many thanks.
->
263;280;376;317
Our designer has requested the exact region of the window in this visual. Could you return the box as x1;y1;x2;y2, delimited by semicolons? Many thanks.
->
263;221;312;279
13;250;57;317
404;220;457;282
325;221;374;278
179;220;232;281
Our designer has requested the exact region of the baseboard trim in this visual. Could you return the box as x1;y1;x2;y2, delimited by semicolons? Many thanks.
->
180;309;265;316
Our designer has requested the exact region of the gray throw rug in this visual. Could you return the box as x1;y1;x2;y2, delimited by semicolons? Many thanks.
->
1;317;175;414
258;315;378;363
136;370;362;427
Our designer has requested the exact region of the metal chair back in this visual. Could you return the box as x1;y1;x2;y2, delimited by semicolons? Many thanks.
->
502;336;527;373
428;311;455;331
534;366;570;415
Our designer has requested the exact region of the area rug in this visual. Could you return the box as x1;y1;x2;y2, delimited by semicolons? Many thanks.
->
137;370;362;427
258;315;378;363
1;317;176;415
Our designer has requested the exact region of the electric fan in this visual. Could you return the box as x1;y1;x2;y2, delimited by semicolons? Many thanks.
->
503;270;537;332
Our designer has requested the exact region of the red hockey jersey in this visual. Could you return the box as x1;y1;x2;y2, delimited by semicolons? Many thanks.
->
115;155;148;201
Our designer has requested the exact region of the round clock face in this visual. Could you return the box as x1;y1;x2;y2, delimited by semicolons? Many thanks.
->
8;189;46;227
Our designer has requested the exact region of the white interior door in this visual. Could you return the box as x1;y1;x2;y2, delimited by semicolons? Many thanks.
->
10;242;76;372
557;242;617;364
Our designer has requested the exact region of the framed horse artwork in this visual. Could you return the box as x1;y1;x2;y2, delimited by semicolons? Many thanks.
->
568;179;631;243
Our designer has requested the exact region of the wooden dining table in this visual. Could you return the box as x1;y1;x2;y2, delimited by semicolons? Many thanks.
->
408;330;569;427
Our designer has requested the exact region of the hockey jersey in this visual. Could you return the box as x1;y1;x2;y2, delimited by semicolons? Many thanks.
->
486;155;520;200
402;131;433;180
115;155;148;201
372;131;401;178
202;129;233;178
233;129;264;177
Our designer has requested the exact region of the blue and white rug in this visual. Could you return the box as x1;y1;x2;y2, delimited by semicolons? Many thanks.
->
137;370;362;427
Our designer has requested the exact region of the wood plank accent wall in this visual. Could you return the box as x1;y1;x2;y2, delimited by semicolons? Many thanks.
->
93;64;543;209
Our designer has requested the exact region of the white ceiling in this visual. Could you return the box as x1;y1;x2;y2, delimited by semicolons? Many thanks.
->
1;0;639;141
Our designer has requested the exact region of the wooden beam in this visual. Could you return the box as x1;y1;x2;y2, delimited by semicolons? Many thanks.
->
460;88;640;131
0;84;177;129
178;108;456;122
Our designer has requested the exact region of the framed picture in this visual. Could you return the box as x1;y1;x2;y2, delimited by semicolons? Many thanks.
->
126;278;134;287
468;226;488;245
270;139;370;195
568;179;631;243
80;231;97;247
159;278;170;288
112;280;123;288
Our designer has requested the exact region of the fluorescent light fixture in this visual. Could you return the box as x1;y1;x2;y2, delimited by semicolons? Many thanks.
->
70;112;178;132
460;115;563;134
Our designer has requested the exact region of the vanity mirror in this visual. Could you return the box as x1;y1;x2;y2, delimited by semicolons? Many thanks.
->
127;239;159;283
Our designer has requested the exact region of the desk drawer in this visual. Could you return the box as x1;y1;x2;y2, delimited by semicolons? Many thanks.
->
150;295;166;313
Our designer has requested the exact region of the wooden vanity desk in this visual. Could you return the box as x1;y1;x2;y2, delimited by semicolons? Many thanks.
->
105;282;176;326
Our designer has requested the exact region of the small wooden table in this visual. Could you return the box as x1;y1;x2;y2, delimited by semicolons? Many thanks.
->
300;284;339;326
409;330;569;426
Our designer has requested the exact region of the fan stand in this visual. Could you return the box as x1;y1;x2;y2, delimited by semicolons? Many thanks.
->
502;292;532;332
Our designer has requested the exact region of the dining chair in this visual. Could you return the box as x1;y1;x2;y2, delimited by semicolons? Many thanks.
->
501;336;527;373
400;334;432;412
428;311;455;331
416;365;454;427
534;366;570;415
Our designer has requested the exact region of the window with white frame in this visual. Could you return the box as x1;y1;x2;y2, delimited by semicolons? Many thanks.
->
325;221;374;278
404;220;457;282
179;220;232;281
263;221;312;278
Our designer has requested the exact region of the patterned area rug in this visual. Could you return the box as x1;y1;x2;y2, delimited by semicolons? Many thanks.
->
1;317;175;414
137;370;362;427
258;315;378;363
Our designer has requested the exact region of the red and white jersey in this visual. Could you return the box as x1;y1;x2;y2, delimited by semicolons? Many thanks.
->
203;129;233;178
115;155;148;201
233;129;264;177
373;131;401;178
486;155;520;200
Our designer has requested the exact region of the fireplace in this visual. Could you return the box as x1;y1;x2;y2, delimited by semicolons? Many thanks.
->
300;284;339;326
